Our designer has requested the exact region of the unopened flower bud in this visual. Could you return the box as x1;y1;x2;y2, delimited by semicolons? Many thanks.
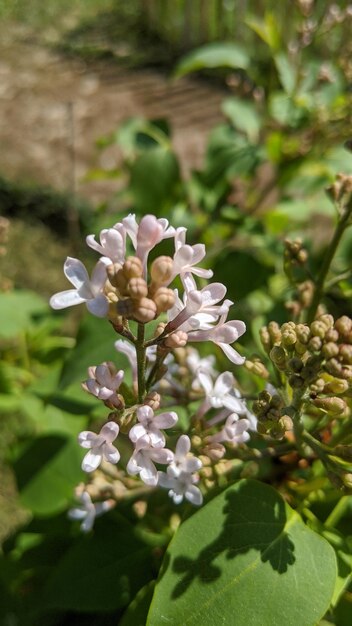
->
319;314;334;330
259;326;271;352
325;328;339;342
322;342;339;358
133;297;157;323
335;316;352;336
324;379;349;394
268;321;282;344
116;297;135;317
342;473;352;489
340;344;352;364
310;377;325;393
164;330;188;348
282;328;297;347
312;396;347;415
123;256;143;279
203;443;226;461
288;374;305;389
144;391;161;410
308;336;322;352
114;269;129;295
107;262;122;286
270;346;287;370
288;357;304;372
127;277;148;299
296;324;311;344
280;415;293;431
311;320;326;339
295;341;308;356
153;286;175;313
244;359;269;379
302;355;322;382
150;255;174;284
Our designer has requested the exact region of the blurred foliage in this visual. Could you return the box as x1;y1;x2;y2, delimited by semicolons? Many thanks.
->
1;1;352;625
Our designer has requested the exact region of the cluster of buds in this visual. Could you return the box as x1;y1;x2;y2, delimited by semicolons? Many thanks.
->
326;173;352;213
252;389;293;439
50;213;249;529
258;314;351;433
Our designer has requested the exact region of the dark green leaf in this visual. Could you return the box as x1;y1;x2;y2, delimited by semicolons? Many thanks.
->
147;480;337;626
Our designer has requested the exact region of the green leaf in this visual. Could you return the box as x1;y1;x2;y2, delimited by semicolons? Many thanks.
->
41;517;154;612
0;291;48;338
13;434;83;515
246;12;281;51
274;53;297;95
120;581;155;626
130;147;181;214
174;43;249;78
147;480;337;626
221;98;261;143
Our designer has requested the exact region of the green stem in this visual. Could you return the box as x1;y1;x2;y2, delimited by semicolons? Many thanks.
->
306;208;352;324
325;495;351;528
136;323;146;403
291;388;306;454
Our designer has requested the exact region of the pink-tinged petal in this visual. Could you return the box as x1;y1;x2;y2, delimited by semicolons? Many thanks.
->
150;447;174;464
153;411;178;429
86;295;109;318
157;472;175;489
188;267;213;280
217;342;246;365
90;259;110;293
126;453;139;476
175;435;191;459
102;442;120;464
198;371;213;395
214;371;234;396
223;395;245;413
78;431;99;449
137;405;154;424
85;379;100;397
100;421;119;442
64;257;90;289
140;458;158;486
129;423;148;443
186;485;203;506
171;492;184;504
82;449;102;472
201;283;227;305
95;363;111;387
94;500;115;516
81;511;96;532
183;457;202;473
50;289;87;310
68;507;87;521
122;214;138;248
86;234;104;256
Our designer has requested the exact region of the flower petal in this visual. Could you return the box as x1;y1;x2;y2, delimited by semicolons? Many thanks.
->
82;449;102;472
186;485;203;506
78;431;98;449
64;257;90;289
50;289;86;310
100;421;119;442
175;435;191;459
102;442;120;464
217;342;246;365
86;295;109;318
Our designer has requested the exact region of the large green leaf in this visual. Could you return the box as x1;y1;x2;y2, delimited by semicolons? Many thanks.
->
222;98;261;143
40;516;154;612
0;290;48;338
147;480;337;626
174;43;249;78
13;434;83;515
130;146;180;214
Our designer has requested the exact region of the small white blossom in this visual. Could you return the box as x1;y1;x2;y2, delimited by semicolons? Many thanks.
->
188;304;246;365
86;227;126;264
50;257;110;317
82;362;124;407
197;370;246;415
68;490;114;532
158;435;203;506
127;441;174;486
78;421;120;472
171;228;213;289
209;413;251;445
129;405;178;448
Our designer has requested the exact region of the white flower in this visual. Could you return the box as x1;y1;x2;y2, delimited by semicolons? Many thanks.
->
129;405;178;448
127;441;174;486
166;278;228;334
82;362;124;407
68;490;114;532
209;414;251;445
50;257;110;317
158;435;203;505
121;214;175;268
188;304;246;365
86;227;126;264
197;370;247;414
186;347;218;391
78;421;120;472
172;228;213;289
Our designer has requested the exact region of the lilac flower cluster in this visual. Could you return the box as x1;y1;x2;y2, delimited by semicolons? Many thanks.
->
50;214;249;531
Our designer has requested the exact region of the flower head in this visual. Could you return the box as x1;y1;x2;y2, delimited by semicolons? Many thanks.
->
127;441;174;486
78;421;120;472
158;435;203;505
68;490;114;532
83;363;124;408
129;405;178;448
